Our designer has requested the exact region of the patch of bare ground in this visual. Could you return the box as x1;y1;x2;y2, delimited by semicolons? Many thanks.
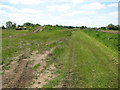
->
99;30;119;34
29;63;57;88
2;48;57;88
28;48;57;88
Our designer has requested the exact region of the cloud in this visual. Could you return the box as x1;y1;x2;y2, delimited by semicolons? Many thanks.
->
0;4;44;14
0;9;7;15
108;3;118;7
18;9;42;14
0;1;118;27
47;4;71;12
0;5;45;25
108;11;118;16
62;10;96;16
0;5;18;11
71;0;83;4
81;2;106;9
8;0;45;5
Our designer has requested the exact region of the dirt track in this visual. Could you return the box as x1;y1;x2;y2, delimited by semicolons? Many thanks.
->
3;26;46;39
99;30;119;34
2;48;56;88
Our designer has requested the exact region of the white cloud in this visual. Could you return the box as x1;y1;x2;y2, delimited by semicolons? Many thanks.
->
47;4;71;12
108;11;118;16
8;0;45;5
71;0;83;4
0;5;17;11
108;3;118;7
18;9;42;14
0;9;7;15
62;10;96;16
0;4;43;14
0;1;118;27
81;2;106;9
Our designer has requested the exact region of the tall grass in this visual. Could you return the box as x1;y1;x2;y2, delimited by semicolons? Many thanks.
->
82;30;118;53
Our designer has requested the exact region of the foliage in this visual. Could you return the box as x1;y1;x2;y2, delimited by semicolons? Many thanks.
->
83;30;118;53
107;24;118;30
23;22;33;26
99;27;106;30
80;26;87;29
33;63;41;70
12;23;16;29
2;25;5;29
6;21;12;28
44;25;63;31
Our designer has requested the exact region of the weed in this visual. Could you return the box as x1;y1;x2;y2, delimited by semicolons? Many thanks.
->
33;63;41;71
38;82;41;84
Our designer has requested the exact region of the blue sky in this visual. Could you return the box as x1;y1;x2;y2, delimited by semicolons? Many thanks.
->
0;0;119;27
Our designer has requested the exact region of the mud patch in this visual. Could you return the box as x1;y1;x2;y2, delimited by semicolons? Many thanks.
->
2;58;36;88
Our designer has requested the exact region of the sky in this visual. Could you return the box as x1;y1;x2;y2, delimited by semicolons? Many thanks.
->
0;0;119;27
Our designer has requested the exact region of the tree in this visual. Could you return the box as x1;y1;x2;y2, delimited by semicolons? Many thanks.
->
18;25;21;27
12;23;16;29
80;26;87;29
23;22;32;26
107;24;118;30
36;24;40;26
2;25;5;29
114;25;118;30
6;21;12;28
100;27;106;30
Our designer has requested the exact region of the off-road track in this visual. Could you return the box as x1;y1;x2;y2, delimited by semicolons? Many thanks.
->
3;26;46;39
2;48;57;88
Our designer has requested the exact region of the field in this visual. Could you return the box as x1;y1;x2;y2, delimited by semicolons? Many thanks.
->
2;26;118;88
82;30;118;53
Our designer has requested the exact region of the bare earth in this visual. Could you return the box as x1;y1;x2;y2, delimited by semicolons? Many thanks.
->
2;48;57;88
99;30;119;34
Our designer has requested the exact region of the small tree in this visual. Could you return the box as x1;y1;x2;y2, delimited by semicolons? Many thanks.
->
100;27;106;30
107;24;118;30
18;25;21;27
36;24;40;26
114;25;118;30
12;23;16;29
2;25;5;29
23;22;32;26
6;21;12;28
80;26;87;29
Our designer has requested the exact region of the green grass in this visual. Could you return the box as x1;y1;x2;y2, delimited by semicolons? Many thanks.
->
2;25;40;38
2;29;30;38
25;25;40;31
2;28;72;66
33;63;41;71
82;30;118;53
43;30;118;88
2;26;118;88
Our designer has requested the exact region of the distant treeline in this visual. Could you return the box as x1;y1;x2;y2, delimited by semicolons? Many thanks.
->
1;21;119;30
62;24;119;30
1;21;40;30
